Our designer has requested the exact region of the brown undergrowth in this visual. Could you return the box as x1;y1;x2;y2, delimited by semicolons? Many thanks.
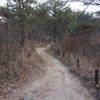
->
0;40;45;99
49;29;100;97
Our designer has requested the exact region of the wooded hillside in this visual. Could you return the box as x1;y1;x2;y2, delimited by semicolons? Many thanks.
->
0;0;100;99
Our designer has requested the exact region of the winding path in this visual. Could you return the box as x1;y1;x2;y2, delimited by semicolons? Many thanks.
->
8;47;95;100
27;47;94;100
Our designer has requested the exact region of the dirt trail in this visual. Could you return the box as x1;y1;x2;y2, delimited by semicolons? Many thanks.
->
7;47;95;100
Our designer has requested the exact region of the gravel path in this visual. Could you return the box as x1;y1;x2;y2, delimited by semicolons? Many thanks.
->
7;47;95;100
27;47;94;100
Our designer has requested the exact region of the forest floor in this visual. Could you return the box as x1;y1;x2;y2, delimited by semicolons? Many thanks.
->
1;45;95;100
7;46;95;100
0;42;45;100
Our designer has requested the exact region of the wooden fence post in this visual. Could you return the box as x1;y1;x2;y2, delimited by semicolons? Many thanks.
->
62;51;65;57
77;59;80;69
95;69;99;86
95;68;100;100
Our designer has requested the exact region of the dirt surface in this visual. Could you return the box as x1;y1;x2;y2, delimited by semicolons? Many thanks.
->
22;47;95;100
3;46;95;100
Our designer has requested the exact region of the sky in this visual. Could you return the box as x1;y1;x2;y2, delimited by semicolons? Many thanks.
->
0;0;47;6
0;0;100;13
0;0;7;6
68;1;100;13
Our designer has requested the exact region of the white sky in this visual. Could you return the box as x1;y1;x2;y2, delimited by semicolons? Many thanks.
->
0;0;7;6
0;0;47;6
68;1;100;13
0;0;100;13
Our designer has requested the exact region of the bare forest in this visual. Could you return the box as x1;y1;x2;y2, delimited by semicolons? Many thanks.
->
0;0;100;100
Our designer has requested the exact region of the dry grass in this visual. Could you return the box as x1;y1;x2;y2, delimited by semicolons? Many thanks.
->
50;30;100;96
0;40;45;98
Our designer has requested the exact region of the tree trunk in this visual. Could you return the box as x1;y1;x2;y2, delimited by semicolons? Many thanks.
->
82;47;85;56
21;24;25;47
